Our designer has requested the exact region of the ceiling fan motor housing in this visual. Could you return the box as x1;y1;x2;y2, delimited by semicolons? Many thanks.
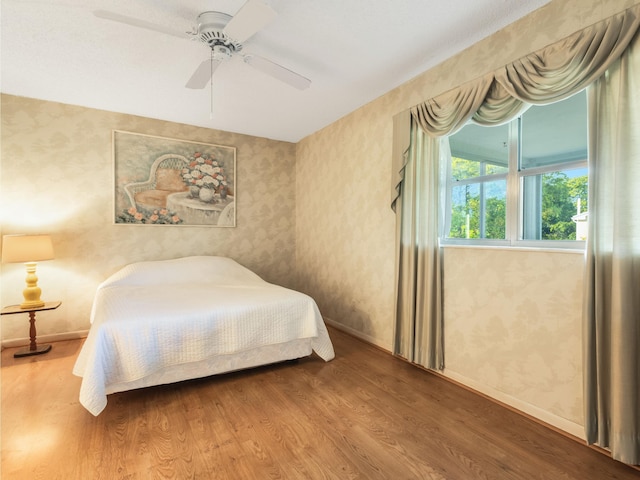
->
196;11;243;55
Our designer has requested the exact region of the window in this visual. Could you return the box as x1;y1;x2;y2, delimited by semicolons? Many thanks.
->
445;90;588;247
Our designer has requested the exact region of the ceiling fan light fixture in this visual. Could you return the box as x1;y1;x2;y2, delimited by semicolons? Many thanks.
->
196;11;243;53
212;45;232;61
197;11;230;32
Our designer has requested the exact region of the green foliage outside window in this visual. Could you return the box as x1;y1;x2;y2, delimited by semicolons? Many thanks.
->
449;157;588;240
540;172;588;240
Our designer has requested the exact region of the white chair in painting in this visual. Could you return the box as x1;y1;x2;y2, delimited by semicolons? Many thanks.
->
217;201;235;226
124;154;189;211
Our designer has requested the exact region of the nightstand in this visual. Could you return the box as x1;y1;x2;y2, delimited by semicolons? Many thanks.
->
1;301;61;357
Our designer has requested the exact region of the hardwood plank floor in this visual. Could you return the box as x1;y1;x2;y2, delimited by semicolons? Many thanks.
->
2;327;638;479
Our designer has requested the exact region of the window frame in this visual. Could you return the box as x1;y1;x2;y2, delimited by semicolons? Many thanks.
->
442;113;587;250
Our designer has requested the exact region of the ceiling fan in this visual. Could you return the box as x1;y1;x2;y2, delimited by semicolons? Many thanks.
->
94;0;311;91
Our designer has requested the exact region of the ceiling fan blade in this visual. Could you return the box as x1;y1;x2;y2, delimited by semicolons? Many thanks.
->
243;54;311;90
223;0;277;43
185;59;222;89
94;10;187;39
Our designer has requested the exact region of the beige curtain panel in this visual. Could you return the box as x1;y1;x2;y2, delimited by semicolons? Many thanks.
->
584;28;640;465
392;4;640;465
393;121;445;369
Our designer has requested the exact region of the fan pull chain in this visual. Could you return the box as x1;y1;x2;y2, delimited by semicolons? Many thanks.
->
210;50;214;119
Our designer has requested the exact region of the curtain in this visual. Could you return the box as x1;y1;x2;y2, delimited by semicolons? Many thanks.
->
391;110;411;212
584;29;640;465
393;119;445;368
392;6;640;462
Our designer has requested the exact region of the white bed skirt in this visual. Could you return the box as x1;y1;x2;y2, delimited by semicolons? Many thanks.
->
105;338;314;395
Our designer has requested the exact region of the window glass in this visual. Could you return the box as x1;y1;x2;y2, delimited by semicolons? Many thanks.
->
450;179;506;239
444;90;588;246
521;94;588;170
520;91;588;241
522;167;588;240
450;123;509;179
448;122;509;240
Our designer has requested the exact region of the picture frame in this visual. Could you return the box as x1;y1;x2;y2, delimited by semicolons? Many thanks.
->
113;130;236;227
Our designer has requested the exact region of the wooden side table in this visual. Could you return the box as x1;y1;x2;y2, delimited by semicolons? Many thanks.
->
1;301;61;357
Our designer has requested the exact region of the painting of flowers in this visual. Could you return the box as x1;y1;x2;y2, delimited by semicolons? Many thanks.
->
113;130;236;227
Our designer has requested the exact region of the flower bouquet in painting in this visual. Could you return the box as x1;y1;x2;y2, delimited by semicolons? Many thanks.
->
181;152;229;203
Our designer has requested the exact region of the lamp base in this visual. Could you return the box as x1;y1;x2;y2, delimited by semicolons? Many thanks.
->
20;299;45;309
21;261;45;309
14;343;52;358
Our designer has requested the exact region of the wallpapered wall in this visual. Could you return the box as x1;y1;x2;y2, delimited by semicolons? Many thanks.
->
296;0;640;437
443;247;584;431
0;95;297;341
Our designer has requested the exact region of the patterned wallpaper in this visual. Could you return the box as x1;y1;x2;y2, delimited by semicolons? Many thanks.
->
295;109;397;345
443;247;585;428
0;95;296;341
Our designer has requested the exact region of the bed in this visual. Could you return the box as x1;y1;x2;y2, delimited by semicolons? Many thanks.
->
72;256;335;416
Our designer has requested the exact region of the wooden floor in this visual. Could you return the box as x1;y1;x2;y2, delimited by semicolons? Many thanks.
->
2;328;638;480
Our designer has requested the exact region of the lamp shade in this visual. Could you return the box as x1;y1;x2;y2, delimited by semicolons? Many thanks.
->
2;235;55;263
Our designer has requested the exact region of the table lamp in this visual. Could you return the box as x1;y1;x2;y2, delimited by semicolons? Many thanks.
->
1;234;55;309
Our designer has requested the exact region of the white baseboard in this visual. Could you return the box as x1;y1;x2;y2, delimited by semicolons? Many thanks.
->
323;317;391;352
441;369;586;440
2;330;88;349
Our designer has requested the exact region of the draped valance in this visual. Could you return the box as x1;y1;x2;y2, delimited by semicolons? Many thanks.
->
391;4;640;211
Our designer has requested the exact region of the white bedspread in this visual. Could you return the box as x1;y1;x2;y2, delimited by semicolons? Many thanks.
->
73;256;335;415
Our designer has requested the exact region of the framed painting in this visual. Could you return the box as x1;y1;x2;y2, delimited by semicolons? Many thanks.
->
113;130;236;227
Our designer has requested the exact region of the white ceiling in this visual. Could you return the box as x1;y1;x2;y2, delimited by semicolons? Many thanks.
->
1;0;550;143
